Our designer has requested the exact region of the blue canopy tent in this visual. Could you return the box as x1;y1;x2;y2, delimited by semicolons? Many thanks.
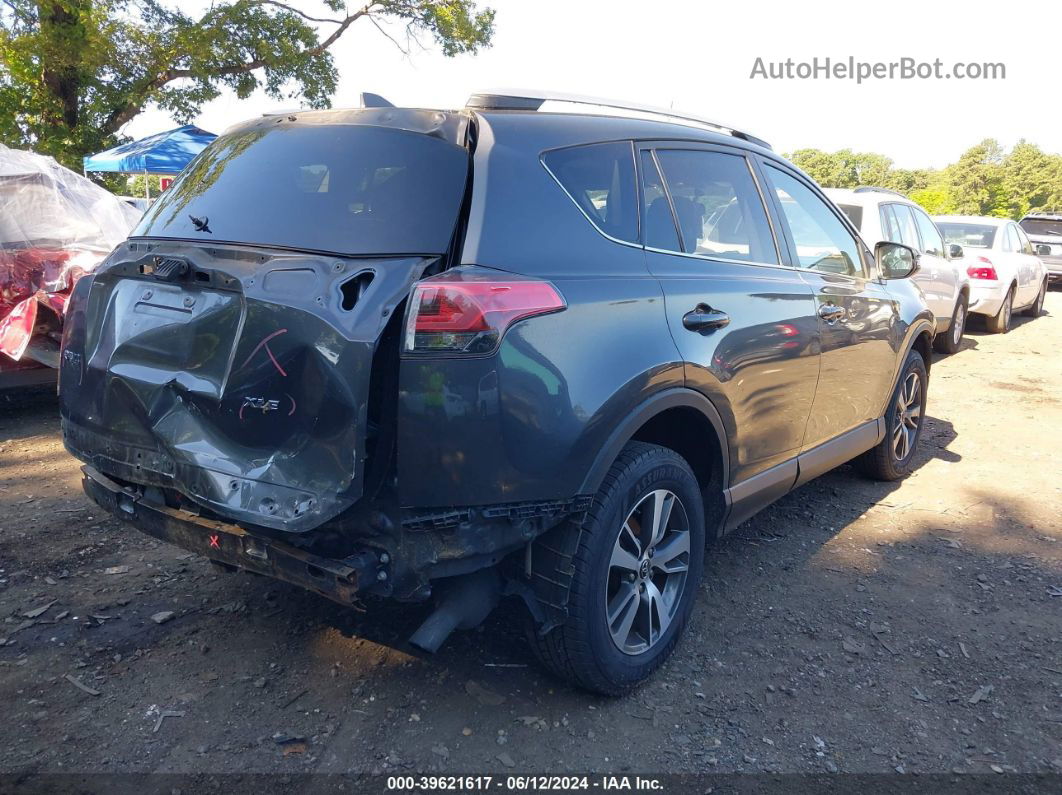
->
83;125;216;199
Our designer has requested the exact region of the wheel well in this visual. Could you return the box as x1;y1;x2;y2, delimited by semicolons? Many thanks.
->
629;406;726;530
912;330;933;374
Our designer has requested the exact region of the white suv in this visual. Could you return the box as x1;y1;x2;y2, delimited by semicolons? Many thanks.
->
826;188;971;354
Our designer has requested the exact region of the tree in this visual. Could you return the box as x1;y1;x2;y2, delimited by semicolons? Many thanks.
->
1000;140;1062;218
941;139;1008;217
0;1;495;169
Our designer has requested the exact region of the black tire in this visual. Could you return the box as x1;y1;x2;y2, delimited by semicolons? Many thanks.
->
855;348;928;481
1021;279;1047;317
527;442;706;695
933;297;967;354
984;286;1014;333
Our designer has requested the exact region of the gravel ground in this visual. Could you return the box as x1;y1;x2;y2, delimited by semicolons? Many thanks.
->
1;291;1060;781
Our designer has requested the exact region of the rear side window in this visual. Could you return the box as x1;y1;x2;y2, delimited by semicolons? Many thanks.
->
134;125;469;255
837;204;863;230
650;149;778;264
543;142;638;244
912;208;944;257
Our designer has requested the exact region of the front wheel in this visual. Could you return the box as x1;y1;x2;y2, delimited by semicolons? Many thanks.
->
527;442;705;695
1022;279;1047;317
933;297;967;354
985;287;1013;333
855;348;928;481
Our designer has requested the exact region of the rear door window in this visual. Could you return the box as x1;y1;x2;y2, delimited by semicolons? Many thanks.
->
649;149;778;264
640;151;681;251
134;124;469;255
543;142;638;244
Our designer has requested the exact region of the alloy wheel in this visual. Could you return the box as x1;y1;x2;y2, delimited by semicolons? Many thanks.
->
892;371;922;461
952;303;965;346
1003;294;1012;330
605;489;691;656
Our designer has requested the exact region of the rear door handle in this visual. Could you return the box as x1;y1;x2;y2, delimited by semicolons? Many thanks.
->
682;304;730;333
818;303;846;323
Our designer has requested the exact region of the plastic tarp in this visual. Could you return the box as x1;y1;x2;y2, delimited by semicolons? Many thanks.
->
82;125;216;175
1;143;141;365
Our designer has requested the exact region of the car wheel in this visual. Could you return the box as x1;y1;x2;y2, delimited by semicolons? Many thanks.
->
933;297;967;354
526;441;705;695
985;287;1013;333
1021;279;1047;317
855;348;927;481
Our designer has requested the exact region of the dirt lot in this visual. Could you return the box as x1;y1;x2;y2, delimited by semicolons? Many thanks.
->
1;293;1060;781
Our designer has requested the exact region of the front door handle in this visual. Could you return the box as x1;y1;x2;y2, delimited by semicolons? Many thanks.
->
682;304;730;333
818;303;846;323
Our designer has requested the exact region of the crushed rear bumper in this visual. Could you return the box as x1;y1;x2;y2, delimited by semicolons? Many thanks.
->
81;464;385;607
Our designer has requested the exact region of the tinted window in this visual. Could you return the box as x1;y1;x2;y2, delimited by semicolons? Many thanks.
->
544;142;638;244
652;150;777;263
837;204;863;230
640;152;681;251
912;208;944;257
1021;218;1062;237
937;223;997;249
135;125;469;255
890;204;922;251
766;166;861;276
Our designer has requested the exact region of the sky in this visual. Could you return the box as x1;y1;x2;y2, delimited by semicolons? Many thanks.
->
126;0;1061;170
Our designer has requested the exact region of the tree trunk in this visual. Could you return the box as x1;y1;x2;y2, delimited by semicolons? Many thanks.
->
37;0;87;131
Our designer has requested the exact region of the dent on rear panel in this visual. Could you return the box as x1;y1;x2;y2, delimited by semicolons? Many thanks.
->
60;241;433;532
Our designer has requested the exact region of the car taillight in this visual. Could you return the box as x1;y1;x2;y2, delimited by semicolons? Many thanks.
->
404;270;566;354
967;257;998;281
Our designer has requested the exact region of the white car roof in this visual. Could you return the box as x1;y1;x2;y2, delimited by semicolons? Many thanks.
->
823;187;916;208
933;215;1008;226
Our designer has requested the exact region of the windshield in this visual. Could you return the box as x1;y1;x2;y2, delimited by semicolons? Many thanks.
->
1020;218;1062;238
937;222;997;249
133;124;469;256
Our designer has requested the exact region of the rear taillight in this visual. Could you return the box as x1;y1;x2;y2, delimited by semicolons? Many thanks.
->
404;270;566;354
967;257;998;281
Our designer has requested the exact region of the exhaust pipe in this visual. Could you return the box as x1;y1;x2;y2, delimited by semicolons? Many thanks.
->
409;569;501;653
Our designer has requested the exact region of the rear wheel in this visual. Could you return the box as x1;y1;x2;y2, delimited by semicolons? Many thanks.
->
855;348;927;481
527;442;705;695
1022;279;1047;317
933;297;967;354
985;287;1013;333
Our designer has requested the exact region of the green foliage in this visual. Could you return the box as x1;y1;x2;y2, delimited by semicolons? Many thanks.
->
787;139;1062;220
1;1;495;170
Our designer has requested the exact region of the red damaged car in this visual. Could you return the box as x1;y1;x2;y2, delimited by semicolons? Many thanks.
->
0;144;140;388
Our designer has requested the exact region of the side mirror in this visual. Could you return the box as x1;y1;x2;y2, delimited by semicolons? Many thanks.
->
1036;244;1052;257
947;243;964;260
876;241;920;280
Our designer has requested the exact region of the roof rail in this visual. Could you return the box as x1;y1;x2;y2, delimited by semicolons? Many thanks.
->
853;186;908;199
465;89;771;150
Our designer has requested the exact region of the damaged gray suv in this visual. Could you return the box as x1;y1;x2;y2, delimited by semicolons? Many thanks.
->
59;91;935;694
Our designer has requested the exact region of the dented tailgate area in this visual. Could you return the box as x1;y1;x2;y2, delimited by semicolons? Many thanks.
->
60;240;434;534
